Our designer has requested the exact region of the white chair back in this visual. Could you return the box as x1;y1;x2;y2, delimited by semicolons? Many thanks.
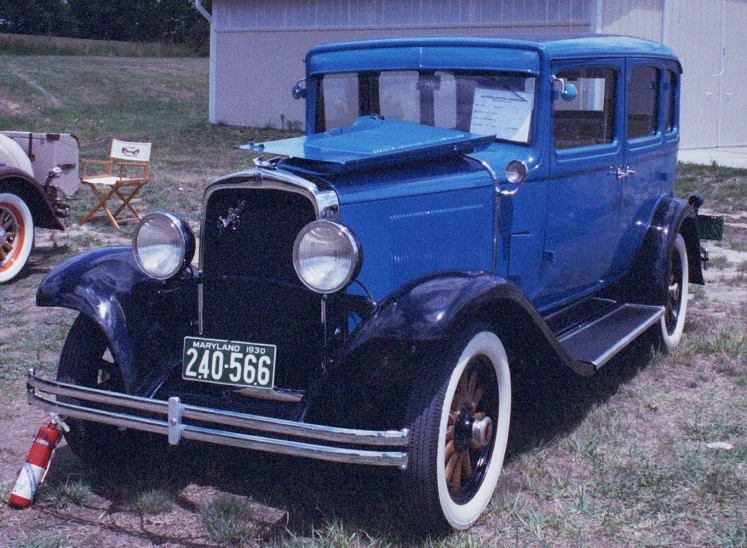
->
110;140;151;162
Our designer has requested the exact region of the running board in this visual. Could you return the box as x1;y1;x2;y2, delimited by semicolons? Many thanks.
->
556;303;664;369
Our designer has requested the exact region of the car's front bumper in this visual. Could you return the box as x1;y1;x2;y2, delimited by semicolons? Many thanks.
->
26;369;409;468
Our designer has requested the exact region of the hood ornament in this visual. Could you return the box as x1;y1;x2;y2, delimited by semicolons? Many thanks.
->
217;200;246;234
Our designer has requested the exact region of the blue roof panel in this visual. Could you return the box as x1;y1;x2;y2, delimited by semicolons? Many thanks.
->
306;35;680;75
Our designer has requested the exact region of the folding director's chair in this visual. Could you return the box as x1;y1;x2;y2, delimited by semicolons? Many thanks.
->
79;139;151;228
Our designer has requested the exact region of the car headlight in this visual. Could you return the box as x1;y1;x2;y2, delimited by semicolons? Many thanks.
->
293;220;361;294
133;212;195;280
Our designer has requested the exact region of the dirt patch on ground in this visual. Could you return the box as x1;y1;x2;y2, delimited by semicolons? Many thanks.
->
0;93;34;116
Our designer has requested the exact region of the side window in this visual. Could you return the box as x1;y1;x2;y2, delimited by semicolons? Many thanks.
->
663;69;678;133
554;67;617;150
628;65;660;139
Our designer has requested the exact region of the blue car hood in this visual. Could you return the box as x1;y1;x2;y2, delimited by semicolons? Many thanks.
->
241;116;494;174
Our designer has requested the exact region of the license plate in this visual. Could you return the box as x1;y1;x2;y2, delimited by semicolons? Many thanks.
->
182;336;276;389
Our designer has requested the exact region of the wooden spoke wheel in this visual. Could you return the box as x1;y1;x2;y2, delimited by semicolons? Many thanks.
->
0;193;34;283
404;322;511;532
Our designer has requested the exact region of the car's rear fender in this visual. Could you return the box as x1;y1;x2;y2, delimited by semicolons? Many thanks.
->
36;247;197;394
0;168;63;230
624;195;703;306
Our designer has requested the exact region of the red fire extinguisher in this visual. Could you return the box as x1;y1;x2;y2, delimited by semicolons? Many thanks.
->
9;415;68;509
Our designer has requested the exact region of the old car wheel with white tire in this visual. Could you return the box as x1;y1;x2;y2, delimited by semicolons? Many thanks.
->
57;314;152;467
658;233;689;349
404;323;511;532
0;193;34;283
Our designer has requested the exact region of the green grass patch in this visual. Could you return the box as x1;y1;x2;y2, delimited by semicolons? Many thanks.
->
200;495;269;546
0;33;200;57
677;162;747;214
39;478;91;508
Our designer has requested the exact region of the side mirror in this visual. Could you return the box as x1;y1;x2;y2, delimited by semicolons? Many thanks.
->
292;79;306;100
561;83;577;101
552;77;577;102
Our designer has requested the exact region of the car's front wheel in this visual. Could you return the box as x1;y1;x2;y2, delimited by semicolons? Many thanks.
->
403;322;511;533
0;193;34;283
58;314;155;467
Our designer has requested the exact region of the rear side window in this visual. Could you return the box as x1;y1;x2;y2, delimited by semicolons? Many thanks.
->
663;69;678;133
628;65;660;139
553;67;617;150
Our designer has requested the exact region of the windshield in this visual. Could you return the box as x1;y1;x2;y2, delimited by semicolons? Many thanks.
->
315;70;536;144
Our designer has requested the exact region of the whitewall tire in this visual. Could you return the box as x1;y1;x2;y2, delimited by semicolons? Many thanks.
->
0;193;34;283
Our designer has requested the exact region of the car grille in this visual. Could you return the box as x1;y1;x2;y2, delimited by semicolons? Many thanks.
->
199;186;321;391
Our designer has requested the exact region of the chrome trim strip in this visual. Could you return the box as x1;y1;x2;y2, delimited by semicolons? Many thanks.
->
467;155;501;273
201;167;339;231
27;371;408;468
233;385;305;403
589;306;664;368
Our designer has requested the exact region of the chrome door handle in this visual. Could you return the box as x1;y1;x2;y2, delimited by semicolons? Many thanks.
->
616;167;637;180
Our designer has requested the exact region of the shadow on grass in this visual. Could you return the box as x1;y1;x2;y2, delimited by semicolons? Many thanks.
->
508;334;654;455
40;336;657;540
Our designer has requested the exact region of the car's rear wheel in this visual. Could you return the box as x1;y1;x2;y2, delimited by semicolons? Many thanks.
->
58;314;154;467
656;233;689;349
403;322;511;533
0;193;34;283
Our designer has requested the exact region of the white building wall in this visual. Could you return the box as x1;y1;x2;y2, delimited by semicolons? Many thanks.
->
598;0;747;149
210;0;591;129
598;0;664;40
663;0;722;148
206;0;746;148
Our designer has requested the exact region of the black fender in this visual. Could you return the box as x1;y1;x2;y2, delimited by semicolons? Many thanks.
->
624;195;703;306
306;271;591;429
0;167;64;230
37;247;197;394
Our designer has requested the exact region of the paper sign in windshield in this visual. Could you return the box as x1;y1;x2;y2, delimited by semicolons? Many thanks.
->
470;87;533;142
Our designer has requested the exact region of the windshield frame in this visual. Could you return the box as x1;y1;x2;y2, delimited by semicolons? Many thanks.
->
313;69;537;146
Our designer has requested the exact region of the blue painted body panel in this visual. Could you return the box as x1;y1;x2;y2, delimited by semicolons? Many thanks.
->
268;35;684;311
336;165;494;300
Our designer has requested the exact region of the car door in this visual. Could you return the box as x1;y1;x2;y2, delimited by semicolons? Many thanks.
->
612;59;680;277
536;59;625;310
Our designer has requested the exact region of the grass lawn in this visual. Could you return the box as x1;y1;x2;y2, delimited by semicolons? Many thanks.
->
0;55;746;547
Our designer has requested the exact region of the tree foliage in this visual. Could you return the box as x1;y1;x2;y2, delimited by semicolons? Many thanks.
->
0;0;210;50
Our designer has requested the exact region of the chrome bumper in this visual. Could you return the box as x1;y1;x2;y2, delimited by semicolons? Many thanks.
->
26;370;409;468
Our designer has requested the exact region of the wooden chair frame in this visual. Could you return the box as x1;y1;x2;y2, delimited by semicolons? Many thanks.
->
79;140;151;228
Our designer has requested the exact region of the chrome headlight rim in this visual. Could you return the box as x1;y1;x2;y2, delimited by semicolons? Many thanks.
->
505;160;528;185
293;219;362;294
133;211;195;280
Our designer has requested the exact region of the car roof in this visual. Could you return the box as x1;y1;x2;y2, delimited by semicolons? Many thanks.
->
306;34;680;74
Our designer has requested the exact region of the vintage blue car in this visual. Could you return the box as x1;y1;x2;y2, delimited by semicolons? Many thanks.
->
28;35;707;532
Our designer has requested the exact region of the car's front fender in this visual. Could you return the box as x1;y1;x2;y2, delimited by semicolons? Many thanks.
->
37;247;197;394
306;271;590;430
